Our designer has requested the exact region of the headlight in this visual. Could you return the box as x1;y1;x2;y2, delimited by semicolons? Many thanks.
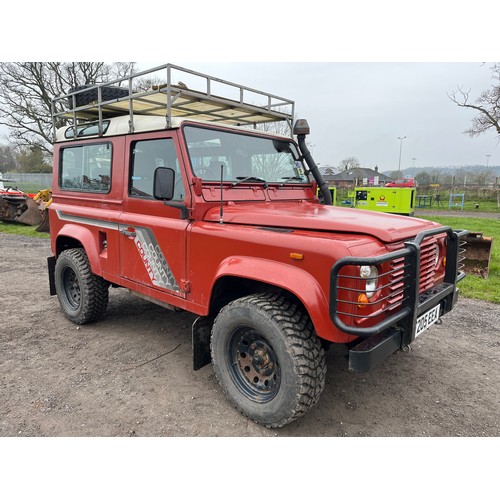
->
360;265;378;298
434;243;440;267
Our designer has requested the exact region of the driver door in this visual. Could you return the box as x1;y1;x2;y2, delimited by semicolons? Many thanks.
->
118;133;189;298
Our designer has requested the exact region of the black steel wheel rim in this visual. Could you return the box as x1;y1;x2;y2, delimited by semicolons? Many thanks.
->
227;327;281;403
62;267;81;310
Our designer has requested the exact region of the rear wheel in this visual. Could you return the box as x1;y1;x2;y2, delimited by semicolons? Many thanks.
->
54;248;109;324
211;293;326;428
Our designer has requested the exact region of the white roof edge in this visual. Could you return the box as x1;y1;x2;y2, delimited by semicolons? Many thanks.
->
55;115;292;142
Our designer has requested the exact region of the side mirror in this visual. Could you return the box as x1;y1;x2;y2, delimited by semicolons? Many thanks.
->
153;167;175;200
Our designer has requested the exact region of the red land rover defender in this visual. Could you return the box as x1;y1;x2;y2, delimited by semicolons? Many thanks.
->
47;64;468;428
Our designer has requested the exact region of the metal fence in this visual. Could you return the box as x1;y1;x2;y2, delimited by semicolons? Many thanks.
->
3;172;52;192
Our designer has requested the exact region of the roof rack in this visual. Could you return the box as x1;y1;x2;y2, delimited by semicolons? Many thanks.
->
51;63;295;141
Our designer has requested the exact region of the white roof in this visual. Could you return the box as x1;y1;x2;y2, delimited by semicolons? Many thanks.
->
56;115;292;142
56;115;173;141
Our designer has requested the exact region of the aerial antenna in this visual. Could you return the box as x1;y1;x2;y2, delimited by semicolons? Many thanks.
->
219;164;224;224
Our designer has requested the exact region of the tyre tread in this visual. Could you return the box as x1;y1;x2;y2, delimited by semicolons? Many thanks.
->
56;248;109;324
212;292;326;428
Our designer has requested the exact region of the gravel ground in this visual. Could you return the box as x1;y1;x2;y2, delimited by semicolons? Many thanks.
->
1;230;498;499
1;232;498;438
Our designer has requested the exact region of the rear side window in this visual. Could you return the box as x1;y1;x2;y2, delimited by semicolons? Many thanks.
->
60;143;112;193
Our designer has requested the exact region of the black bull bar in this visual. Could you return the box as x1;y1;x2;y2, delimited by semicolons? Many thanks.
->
329;227;469;372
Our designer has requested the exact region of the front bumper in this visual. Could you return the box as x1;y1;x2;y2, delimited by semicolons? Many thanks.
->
330;226;469;373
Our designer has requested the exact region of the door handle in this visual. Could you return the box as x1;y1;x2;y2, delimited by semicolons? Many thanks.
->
120;227;136;237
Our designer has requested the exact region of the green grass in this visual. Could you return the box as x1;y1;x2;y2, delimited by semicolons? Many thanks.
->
417;200;500;213
419;215;499;303
3;183;49;194
0;221;50;238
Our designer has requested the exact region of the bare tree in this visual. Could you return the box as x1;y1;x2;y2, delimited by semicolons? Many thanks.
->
471;168;495;186
387;170;401;179
338;156;360;171
453;167;472;186
0;145;17;173
0;62;135;155
415;170;431;186
448;63;500;137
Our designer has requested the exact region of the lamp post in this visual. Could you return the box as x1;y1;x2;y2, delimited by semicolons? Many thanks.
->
398;136;406;172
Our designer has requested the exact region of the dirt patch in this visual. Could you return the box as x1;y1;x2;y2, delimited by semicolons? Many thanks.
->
1;233;499;437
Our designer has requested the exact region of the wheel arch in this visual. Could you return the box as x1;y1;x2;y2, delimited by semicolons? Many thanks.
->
209;257;334;341
55;224;102;276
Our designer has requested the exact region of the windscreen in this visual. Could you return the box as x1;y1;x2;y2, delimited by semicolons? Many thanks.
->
183;125;309;184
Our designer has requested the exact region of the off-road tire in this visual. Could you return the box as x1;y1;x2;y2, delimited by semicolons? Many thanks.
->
54;248;109;325
211;293;326;428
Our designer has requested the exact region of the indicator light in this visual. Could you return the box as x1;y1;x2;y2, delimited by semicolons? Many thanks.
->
357;293;369;308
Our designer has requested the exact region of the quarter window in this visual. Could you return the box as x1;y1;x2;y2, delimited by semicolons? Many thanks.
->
60;143;112;193
64;121;110;139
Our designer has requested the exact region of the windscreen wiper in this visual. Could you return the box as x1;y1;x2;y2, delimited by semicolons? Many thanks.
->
232;176;268;188
277;176;306;187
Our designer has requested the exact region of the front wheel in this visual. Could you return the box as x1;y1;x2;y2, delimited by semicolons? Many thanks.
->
211;293;326;428
54;248;109;324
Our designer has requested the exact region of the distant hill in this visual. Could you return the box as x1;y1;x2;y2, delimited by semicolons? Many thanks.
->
382;165;500;178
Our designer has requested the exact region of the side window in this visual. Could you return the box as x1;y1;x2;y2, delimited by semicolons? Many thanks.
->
130;138;185;201
60;143;112;193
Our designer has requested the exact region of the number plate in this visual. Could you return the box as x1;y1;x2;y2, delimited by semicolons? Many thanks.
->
415;304;441;338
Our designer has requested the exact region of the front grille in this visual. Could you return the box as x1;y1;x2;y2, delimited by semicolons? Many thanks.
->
418;237;438;293
389;236;439;298
387;256;405;311
330;226;468;337
336;241;439;323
